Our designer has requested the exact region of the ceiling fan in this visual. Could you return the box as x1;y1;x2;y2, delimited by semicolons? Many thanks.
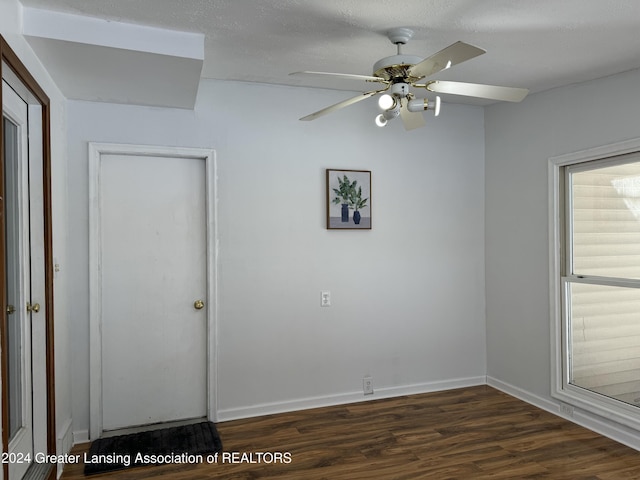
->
290;28;529;130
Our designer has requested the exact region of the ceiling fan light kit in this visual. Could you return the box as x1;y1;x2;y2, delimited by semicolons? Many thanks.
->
377;94;395;110
407;97;440;115
291;27;529;131
375;114;388;127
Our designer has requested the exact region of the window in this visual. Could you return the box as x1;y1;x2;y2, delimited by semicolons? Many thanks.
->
551;140;640;429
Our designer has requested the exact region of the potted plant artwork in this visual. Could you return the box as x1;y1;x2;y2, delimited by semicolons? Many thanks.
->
350;186;368;225
326;169;372;230
332;175;357;222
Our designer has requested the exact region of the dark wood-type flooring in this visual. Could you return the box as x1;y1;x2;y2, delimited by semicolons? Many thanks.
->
60;385;640;479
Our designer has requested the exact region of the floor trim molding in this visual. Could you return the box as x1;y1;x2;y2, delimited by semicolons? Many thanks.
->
217;376;486;422
487;376;640;452
72;375;640;453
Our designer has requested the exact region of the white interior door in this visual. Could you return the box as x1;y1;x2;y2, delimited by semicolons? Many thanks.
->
98;151;210;432
3;80;35;480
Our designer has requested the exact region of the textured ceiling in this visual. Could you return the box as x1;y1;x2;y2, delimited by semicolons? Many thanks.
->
17;0;640;106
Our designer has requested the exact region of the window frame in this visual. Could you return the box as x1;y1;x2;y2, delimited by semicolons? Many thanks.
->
550;137;640;430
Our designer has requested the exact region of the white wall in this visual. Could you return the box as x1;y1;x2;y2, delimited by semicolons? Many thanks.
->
485;67;640;445
67;79;486;433
0;0;72;460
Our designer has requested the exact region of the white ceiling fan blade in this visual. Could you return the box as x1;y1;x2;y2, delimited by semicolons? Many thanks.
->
290;71;386;83
400;99;426;131
408;41;485;80
299;88;387;121
426;80;529;102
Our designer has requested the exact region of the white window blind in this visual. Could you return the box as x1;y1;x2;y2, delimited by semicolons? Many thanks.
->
567;155;640;408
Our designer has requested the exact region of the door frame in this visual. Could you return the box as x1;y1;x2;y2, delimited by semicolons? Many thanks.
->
88;143;218;440
0;36;56;480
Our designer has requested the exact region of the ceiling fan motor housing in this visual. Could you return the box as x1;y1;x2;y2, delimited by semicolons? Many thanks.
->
390;82;409;97
372;28;423;83
372;54;424;82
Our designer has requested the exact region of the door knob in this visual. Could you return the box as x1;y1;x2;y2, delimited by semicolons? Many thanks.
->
27;302;40;313
193;300;205;310
6;305;16;315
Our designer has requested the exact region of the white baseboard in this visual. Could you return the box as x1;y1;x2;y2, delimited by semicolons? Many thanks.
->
69;375;640;453
486;377;558;412
487;376;640;452
217;376;486;422
72;429;89;445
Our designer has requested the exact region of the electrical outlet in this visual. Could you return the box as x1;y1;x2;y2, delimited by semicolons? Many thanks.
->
559;402;574;417
321;291;331;307
363;376;373;395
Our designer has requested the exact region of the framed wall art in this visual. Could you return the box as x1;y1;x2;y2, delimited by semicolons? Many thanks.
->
326;169;371;229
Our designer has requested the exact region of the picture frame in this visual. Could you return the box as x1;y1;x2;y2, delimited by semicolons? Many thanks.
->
326;169;371;229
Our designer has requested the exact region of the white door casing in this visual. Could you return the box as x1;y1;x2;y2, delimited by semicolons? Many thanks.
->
88;143;217;439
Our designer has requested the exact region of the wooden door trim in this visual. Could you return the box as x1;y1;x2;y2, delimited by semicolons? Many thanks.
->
0;36;56;480
88;143;218;439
